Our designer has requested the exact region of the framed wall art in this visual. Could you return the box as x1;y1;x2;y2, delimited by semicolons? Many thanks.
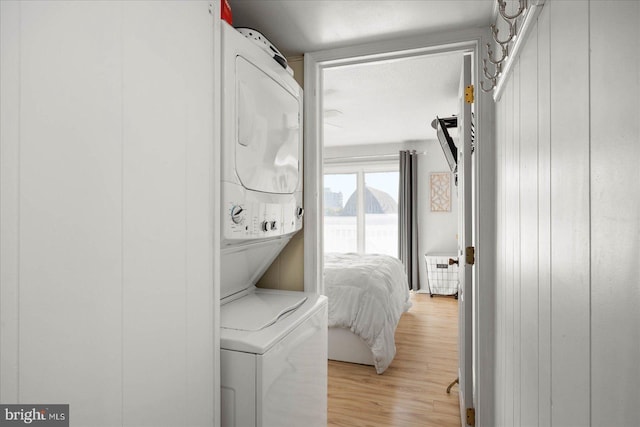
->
430;172;451;212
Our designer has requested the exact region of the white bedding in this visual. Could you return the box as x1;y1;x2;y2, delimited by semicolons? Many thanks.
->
324;253;412;373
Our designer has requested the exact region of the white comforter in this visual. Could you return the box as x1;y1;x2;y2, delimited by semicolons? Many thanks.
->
324;253;412;373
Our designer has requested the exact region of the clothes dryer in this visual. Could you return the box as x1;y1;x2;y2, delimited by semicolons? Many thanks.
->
218;21;326;427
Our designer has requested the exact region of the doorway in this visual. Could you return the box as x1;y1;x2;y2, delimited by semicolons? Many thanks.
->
320;52;462;271
304;33;490;426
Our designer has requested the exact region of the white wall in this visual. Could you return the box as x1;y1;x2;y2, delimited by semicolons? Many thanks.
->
0;2;219;426
493;1;640;425
417;140;459;291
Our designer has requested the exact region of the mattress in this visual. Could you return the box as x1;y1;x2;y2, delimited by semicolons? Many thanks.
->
324;253;412;373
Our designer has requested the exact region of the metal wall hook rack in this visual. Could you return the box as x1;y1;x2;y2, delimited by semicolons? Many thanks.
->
483;59;502;80
480;79;497;93
498;0;527;20
481;0;538;94
491;17;515;45
486;42;508;65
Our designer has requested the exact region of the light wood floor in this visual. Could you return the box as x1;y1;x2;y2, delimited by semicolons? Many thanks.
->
327;292;461;427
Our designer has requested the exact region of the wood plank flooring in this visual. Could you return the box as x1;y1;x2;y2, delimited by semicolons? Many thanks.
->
327;292;460;426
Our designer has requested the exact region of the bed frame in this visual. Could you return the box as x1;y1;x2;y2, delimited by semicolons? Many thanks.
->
327;327;374;366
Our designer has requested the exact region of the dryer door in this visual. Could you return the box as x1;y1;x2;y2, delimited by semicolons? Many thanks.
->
235;56;300;194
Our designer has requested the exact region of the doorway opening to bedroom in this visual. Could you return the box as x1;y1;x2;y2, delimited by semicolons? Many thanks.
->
320;50;464;292
305;35;481;427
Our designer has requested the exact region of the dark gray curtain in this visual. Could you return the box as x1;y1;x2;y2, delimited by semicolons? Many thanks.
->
398;150;420;291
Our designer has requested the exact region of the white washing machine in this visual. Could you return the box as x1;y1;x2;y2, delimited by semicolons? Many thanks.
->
219;21;327;427
220;290;327;427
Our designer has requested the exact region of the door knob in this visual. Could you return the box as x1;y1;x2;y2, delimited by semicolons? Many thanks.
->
449;258;459;265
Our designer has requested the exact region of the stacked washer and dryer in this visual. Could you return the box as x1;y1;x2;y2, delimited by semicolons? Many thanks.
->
219;22;328;427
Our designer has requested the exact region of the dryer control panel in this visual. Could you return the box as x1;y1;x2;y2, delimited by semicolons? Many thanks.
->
222;182;303;243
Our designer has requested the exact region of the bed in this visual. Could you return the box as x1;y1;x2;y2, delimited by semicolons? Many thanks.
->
323;253;412;374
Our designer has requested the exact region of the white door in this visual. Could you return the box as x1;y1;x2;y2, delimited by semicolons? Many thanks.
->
457;53;474;426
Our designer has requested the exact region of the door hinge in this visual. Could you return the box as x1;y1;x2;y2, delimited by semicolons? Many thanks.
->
465;85;475;104
465;246;475;266
466;407;476;426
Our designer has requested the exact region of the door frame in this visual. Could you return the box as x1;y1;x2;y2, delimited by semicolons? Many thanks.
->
458;52;474;425
303;27;495;425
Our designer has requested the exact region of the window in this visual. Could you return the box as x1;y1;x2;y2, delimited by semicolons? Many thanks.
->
364;171;398;256
323;174;357;253
323;164;398;257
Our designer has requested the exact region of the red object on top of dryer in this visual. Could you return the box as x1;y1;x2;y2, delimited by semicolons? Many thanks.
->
221;0;232;25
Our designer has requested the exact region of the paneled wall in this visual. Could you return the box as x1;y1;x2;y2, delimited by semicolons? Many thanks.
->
494;1;640;425
0;2;218;425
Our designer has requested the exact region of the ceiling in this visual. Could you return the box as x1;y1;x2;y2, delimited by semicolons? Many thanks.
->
322;51;463;147
229;1;494;147
230;0;494;57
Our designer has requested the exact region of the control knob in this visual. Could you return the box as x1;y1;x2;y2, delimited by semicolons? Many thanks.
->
261;220;272;232
230;205;245;225
296;207;304;219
